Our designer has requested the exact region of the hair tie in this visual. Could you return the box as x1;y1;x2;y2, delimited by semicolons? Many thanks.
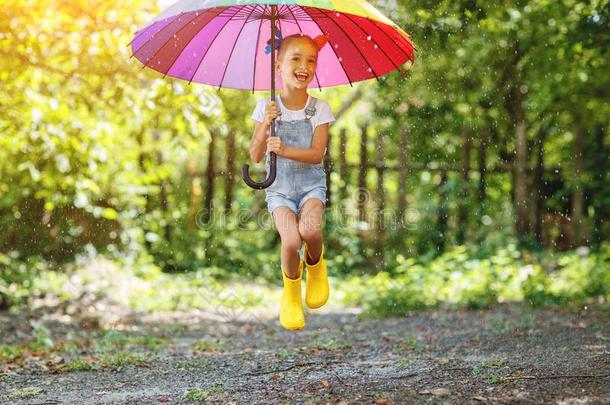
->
264;28;283;55
313;34;329;50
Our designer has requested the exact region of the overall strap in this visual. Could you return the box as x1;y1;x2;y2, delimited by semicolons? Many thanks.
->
304;97;317;121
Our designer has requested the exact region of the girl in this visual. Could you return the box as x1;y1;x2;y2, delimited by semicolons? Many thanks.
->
249;33;335;330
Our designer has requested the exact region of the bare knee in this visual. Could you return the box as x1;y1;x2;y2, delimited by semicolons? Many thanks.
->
281;234;302;254
298;226;321;245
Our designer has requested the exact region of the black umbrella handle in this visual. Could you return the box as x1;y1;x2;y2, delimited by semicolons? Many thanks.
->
242;6;279;190
241;150;277;189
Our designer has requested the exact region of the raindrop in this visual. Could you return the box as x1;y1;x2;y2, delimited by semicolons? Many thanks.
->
367;35;371;40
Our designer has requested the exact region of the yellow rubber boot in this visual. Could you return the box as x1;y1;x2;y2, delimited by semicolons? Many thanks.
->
279;261;305;330
304;243;329;309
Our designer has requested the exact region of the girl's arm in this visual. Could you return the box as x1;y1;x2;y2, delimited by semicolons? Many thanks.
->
267;123;329;164
250;101;281;163
249;120;270;163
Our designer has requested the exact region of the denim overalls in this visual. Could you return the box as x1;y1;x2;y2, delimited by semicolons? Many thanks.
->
264;96;327;216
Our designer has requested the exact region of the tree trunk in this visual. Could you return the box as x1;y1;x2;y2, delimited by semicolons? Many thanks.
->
477;127;488;217
136;129;152;249
503;44;529;240
397;126;409;226
188;159;202;230
338;127;348;203
457;128;471;244
374;132;385;271
592;124;607;248
514;120;530;237
437;169;449;253
203;130;216;225
154;131;171;241
572;122;585;246
534;127;546;245
324;128;333;208
224;129;236;214
358;125;369;224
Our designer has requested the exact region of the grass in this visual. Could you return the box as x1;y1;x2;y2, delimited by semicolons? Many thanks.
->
311;336;352;351
397;355;416;369
182;385;226;402
193;339;224;352
59;359;95;373
393;336;428;354
472;357;508;384
182;389;209;401
275;348;293;359
7;386;43;399
0;345;22;362
94;329;169;353
99;352;147;368
490;312;536;334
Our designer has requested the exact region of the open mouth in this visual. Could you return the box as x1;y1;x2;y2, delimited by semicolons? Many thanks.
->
295;72;309;82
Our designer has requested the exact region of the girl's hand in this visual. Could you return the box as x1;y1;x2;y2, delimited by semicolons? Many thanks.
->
266;136;285;156
263;101;281;126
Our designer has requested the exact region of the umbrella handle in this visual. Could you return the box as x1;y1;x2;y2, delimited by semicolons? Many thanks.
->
241;150;277;190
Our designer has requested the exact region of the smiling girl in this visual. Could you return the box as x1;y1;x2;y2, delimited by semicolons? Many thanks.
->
249;34;335;330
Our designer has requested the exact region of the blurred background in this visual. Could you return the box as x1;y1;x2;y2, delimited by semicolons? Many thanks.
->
0;0;608;316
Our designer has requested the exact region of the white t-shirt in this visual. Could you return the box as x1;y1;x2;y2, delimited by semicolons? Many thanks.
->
251;95;335;129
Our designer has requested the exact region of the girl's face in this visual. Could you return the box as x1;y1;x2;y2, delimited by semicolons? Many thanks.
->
276;38;318;91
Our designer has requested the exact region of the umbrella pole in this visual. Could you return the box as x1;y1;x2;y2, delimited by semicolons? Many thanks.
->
270;5;277;117
269;6;278;144
241;6;278;190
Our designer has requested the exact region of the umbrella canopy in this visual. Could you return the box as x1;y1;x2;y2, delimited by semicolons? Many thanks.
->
130;0;415;91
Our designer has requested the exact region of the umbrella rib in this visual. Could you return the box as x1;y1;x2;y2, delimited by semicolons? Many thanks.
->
368;19;414;61
129;13;176;49
342;13;401;76
188;7;239;85
251;13;263;93
139;11;204;73
300;6;353;87
285;6;322;91
133;11;189;59
164;8;225;79
317;8;380;82
218;5;259;90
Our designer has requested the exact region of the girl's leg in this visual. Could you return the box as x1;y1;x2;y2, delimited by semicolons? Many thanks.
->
272;206;303;279
297;199;325;262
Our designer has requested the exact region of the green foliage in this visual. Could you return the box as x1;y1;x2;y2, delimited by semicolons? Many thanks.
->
0;253;45;308
341;242;610;317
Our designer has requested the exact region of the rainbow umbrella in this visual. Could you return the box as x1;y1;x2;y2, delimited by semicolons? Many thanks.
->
130;1;415;189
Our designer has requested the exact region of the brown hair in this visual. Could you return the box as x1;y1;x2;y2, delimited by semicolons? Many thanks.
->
277;34;320;60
